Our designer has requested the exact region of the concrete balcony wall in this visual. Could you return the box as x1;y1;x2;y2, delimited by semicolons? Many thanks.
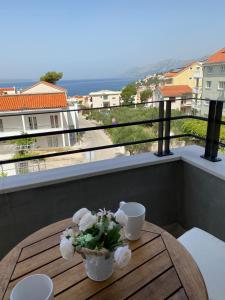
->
0;155;182;259
180;161;225;241
1;145;225;259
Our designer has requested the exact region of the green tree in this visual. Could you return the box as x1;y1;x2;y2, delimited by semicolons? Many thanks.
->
140;89;152;102
40;71;63;84
121;84;137;104
11;135;35;155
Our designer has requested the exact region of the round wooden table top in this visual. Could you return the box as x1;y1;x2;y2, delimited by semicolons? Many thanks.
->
0;219;208;300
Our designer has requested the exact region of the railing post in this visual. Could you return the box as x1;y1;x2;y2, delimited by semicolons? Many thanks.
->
211;101;223;160
164;98;173;155
155;100;164;156
202;100;223;162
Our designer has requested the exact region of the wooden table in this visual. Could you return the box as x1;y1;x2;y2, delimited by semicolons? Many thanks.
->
0;219;208;300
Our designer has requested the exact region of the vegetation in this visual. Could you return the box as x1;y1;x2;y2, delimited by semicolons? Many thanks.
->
10;135;45;174
87;106;184;155
140;89;152;102
121;83;137;104
40;71;63;84
0;171;7;177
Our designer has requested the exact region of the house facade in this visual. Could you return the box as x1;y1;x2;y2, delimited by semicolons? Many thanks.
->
89;90;121;108
0;93;78;148
200;47;225;114
0;87;16;95
202;47;225;100
153;85;193;113
21;81;66;95
164;61;203;97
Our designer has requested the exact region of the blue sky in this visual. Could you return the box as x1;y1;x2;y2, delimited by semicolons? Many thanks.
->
1;0;225;80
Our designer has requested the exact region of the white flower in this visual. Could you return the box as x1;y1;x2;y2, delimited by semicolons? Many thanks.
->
79;212;97;231
114;209;128;227
60;238;74;260
114;245;131;268
61;228;74;239
97;209;114;220
108;221;116;230
72;208;90;224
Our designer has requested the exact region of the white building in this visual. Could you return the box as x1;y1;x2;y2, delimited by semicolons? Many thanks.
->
0;93;78;148
21;81;66;95
0;87;16;95
89;90;121;108
153;85;193;113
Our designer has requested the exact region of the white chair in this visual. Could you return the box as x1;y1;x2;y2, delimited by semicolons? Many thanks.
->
178;227;225;300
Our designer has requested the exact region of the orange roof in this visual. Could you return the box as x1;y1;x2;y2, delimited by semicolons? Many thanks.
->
0;93;67;111
164;62;196;78
0;87;15;95
0;87;14;91
160;85;192;97
206;47;225;64
164;71;178;78
21;81;66;93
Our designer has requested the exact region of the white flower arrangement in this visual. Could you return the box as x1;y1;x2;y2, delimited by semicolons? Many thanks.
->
60;207;131;269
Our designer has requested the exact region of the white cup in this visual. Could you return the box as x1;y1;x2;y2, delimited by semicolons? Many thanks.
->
10;274;54;300
120;202;145;240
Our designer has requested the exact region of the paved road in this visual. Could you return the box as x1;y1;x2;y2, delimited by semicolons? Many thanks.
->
79;115;125;162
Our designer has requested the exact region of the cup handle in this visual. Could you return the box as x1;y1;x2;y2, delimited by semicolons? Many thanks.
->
119;201;126;208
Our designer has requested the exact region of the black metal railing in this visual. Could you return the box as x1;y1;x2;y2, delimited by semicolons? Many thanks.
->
0;97;224;165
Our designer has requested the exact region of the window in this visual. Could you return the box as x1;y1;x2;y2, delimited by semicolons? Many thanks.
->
189;77;192;80
28;116;37;130
221;65;225;73
0;119;3;132
50;115;59;128
103;102;110;107
206;81;212;89
206;66;213;74
103;95;108;100
218;82;225;90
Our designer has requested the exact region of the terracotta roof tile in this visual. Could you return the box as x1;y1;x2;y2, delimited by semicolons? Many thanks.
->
206;47;225;64
0;93;67;111
164;62;196;78
160;85;192;97
164;72;178;78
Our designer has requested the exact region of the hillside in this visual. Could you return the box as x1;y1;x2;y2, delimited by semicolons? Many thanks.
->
123;57;206;79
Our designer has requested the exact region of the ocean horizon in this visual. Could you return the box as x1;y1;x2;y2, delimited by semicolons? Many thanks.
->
0;78;133;97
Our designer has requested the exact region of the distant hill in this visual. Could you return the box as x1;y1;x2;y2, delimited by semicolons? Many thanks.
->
123;57;207;80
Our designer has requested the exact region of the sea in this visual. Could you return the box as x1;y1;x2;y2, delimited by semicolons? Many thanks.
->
0;78;133;97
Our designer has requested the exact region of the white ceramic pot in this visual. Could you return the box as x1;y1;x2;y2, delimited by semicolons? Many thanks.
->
84;253;114;281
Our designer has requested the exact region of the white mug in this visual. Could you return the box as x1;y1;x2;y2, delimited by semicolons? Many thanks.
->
10;274;54;300
120;202;145;240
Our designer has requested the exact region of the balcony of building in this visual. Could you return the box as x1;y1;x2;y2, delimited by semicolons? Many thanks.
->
1;98;225;298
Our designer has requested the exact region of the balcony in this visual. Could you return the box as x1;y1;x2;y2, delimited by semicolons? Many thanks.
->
194;70;203;79
1;144;225;261
0;98;225;260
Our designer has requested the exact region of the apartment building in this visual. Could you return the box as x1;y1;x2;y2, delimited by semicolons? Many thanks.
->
200;47;225;114
89;90;121;108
